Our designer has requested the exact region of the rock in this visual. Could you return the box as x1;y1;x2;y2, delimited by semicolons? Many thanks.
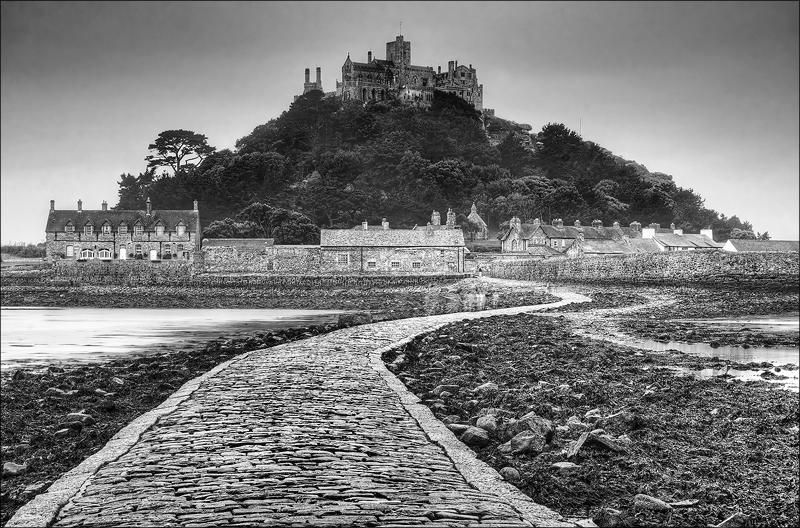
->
476;415;498;434
584;408;602;422
633;494;672;512
57;421;83;433
473;381;499;395
499;430;546;456
600;411;634;430
567;432;591;459
67;413;95;426
447;424;470;435
2;462;28;477
709;512;749;528
439;391;454;399
94;388;115;397
441;414;461;425
508;411;553;442
460;426;491;448
555;425;570;435
551;461;581;474
593;508;626;527
54;428;74;438
337;312;373;326
499;466;521;482
464;399;480;411
574;519;599;528
669;499;700;508
11;370;25;381
111;377;124;386
20;482;49;500
432;384;460;396
99;399;117;412
45;387;67;397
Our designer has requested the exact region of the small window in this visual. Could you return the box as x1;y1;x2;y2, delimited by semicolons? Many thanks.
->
98;249;111;259
177;244;184;252
84;225;93;236
176;225;185;236
412;262;422;269
155;225;164;236
336;254;349;265
118;224;128;235
135;244;143;255
390;261;401;269
65;224;74;233
102;224;111;234
366;260;376;269
80;249;93;259
134;225;144;236
66;246;74;257
439;250;445;257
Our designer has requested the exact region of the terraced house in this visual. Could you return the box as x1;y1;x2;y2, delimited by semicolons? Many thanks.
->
45;198;201;262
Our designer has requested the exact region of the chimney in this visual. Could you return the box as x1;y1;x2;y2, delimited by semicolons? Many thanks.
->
101;200;107;211
77;199;82;213
146;197;151;216
426;222;434;235
671;223;683;235
382;218;389;230
700;228;714;240
438;65;441;74
642;227;656;239
649;223;660;230
446;208;456;227
574;220;581;227
368;51;372;63
362;220;368;230
193;199;198;211
305;68;310;84
448;60;454;77
316;67;321;85
431;210;441;226
533;218;541;228
592;219;602;228
553;218;563;228
50;200;55;211
613;221;620;228
630;221;641;232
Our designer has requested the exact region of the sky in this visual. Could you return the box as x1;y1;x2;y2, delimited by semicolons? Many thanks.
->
2;1;798;244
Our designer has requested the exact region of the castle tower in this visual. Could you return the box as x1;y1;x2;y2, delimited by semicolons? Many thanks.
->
386;35;411;68
302;67;323;95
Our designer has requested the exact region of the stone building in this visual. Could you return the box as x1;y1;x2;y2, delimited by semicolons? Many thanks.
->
44;198;201;262
499;218;637;254
321;219;466;274
466;203;488;240
335;34;483;110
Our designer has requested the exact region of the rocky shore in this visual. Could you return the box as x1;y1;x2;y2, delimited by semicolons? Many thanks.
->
384;285;799;527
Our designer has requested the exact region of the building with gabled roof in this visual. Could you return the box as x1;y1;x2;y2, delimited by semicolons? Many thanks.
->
466;203;488;240
722;239;799;253
45;198;200;262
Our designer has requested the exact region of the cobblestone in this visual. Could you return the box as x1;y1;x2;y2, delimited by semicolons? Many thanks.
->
9;280;586;527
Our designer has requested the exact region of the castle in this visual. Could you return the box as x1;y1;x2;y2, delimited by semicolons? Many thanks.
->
298;34;483;110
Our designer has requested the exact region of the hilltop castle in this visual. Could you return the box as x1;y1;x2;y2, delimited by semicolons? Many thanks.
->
298;34;483;111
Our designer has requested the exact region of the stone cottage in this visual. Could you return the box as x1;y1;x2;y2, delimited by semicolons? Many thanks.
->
466;203;488;240
45;198;201;262
499;218;633;254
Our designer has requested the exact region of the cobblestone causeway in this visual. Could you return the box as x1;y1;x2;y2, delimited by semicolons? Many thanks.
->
9;281;588;528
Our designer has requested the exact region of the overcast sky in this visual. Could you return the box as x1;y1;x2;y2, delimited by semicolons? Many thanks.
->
2;1;798;243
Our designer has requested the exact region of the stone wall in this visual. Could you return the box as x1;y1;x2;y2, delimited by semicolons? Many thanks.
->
202;246;321;274
45;232;199;262
487;251;799;287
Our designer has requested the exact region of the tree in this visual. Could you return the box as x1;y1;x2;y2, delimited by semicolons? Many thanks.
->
145;130;216;175
729;228;757;240
757;231;771;240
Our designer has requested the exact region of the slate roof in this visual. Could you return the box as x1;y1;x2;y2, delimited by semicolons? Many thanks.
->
626;239;663;253
46;209;199;233
681;234;723;248
575;239;633;255
536;225;616;240
725;239;799;252
653;233;720;248
526;245;564;257
202;239;274;250
321;228;465;247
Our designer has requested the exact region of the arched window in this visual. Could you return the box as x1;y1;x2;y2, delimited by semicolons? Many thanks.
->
371;88;376;100
80;249;93;259
98;249;112;259
362;88;367;100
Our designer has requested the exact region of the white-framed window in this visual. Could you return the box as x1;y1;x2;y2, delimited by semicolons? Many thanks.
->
155;224;164;236
65;224;74;233
102;224;111;234
176;224;185;236
134;224;144;236
84;225;93;236
118;224;128;235
336;254;349;265
390;261;401;269
412;261;422;269
135;244;143;255
177;244;184;252
98;249;112;259
366;260;377;269
79;249;93;259
66;246;74;257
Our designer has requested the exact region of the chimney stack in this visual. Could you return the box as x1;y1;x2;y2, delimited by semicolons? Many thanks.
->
305;68;310;84
193;200;198;211
362;220;368;230
381;218;389;230
446;208;456;227
592;219;602;228
368;51;372;63
438;65;441;74
700;228;714;240
630;221;641;232
316;67;321;85
533;218;541;227
102;200;107;211
574;219;581;227
50;200;55;211
146;197;151;216
77;199;82;213
613;221;620;228
431;210;441;226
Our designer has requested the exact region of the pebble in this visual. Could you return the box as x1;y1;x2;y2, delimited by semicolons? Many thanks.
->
499;467;521;482
2;462;28;478
633;493;672;512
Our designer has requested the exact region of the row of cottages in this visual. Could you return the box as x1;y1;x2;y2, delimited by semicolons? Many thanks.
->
722;239;800;253
499;217;722;258
45;198;201;262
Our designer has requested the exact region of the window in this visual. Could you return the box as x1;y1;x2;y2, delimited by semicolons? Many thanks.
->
135;244;142;255
176;225;185;236
412;262;422;269
155;225;164;236
98;249;111;259
79;249;93;259
366;260;377;269
176;244;184;252
118;224;128;235
390;261;401;269
65;224;74;233
439;250;445;257
336;254;349;265
134;224;144;236
102;224;111;235
66;246;74;257
84;225;93;236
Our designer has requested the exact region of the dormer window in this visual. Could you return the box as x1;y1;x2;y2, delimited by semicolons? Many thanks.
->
102;224;111;235
134;224;144;236
176;223;185;236
65;223;74;233
155;224;164;236
118;224;128;235
84;225;93;236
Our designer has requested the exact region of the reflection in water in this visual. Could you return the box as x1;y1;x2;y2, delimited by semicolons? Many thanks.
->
656;365;799;392
1;307;342;369
631;338;799;366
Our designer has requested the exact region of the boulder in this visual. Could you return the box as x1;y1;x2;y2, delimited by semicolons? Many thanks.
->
432;384;461;396
499;430;546;456
473;382;499;395
441;414;461;425
337;312;373;326
460;426;491;448
476;415;498;434
67;413;95;426
584;408;602;422
593;508;626;527
633;494;672;512
2;462;28;478
499;466;521;482
447;424;470;435
507;411;553;442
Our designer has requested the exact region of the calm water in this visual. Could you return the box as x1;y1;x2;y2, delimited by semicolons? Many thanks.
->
0;307;343;369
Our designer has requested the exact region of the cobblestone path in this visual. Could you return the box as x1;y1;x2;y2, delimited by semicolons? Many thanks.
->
9;283;587;527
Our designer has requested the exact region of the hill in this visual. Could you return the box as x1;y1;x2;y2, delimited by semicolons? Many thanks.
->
115;90;758;242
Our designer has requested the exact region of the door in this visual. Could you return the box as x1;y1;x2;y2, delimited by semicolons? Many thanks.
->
119;247;127;260
149;249;158;261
